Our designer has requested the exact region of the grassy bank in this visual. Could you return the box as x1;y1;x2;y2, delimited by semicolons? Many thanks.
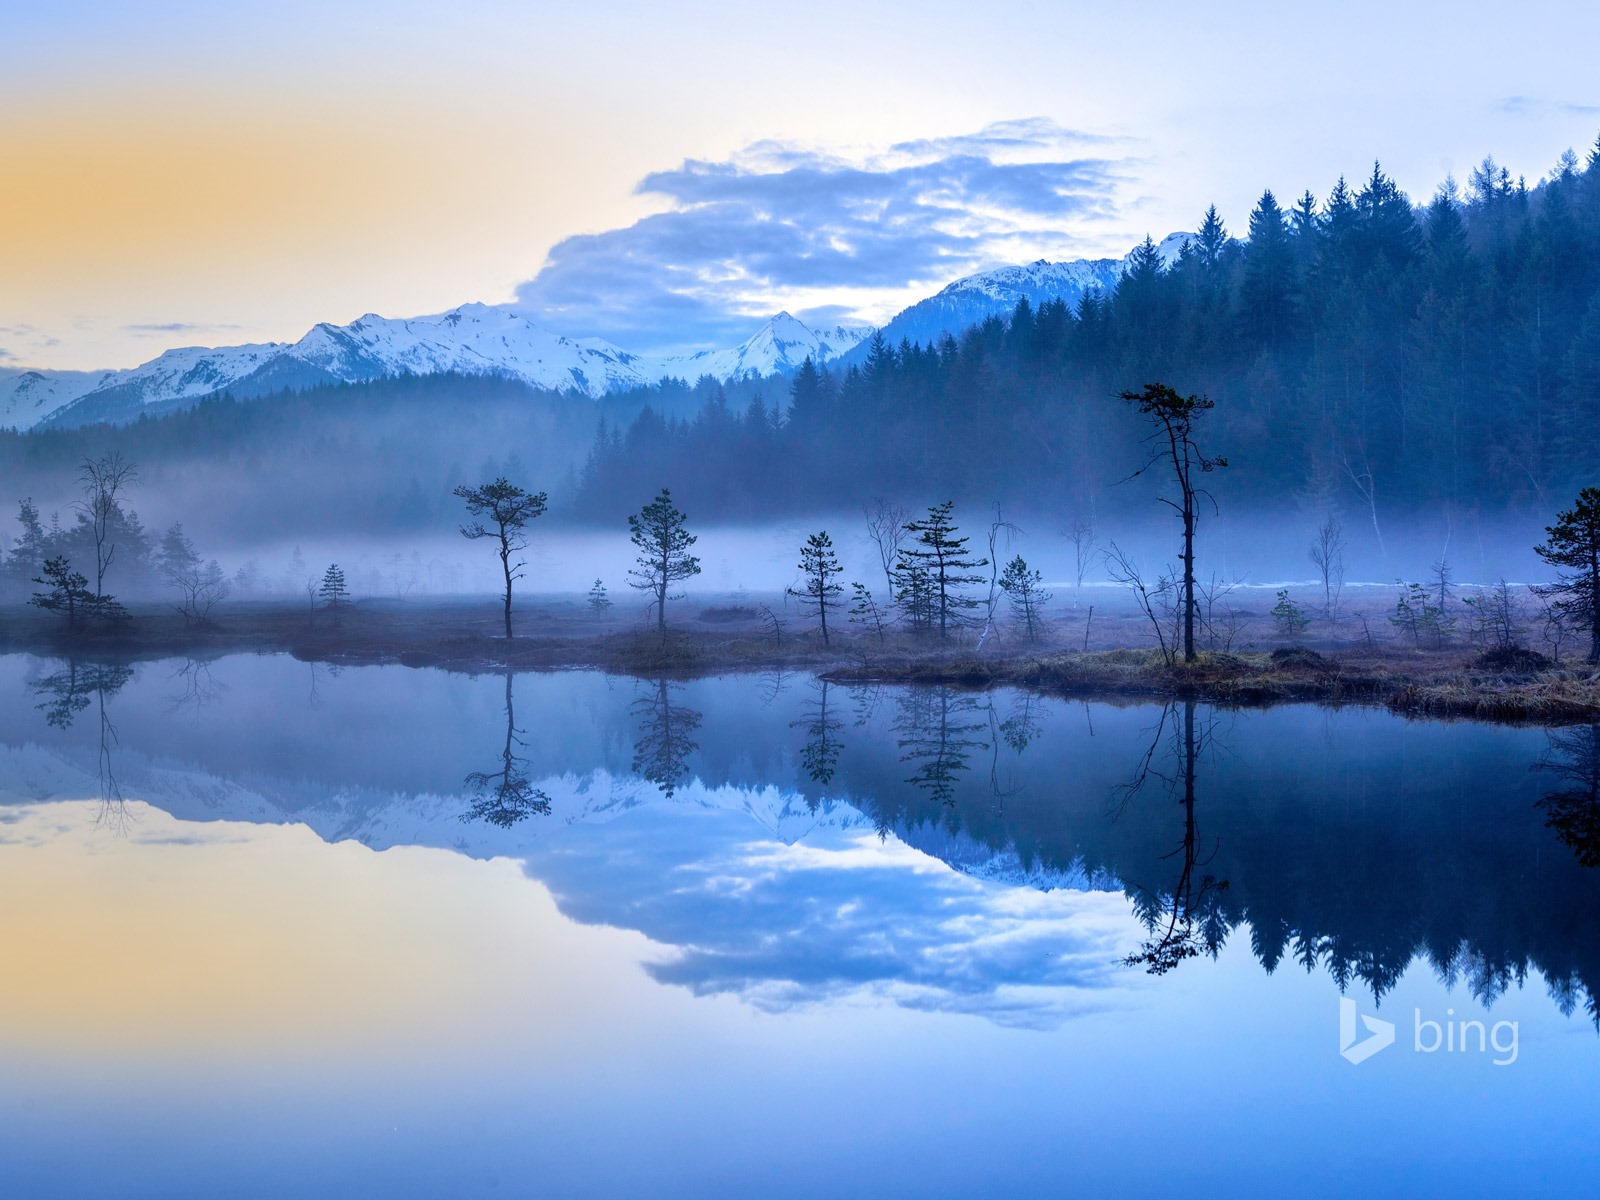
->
2;597;1596;725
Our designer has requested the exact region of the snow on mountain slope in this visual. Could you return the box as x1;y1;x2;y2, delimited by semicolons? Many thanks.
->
651;312;872;383
0;367;114;429
10;231;1196;431
283;303;651;395
860;231;1197;356
26;306;875;430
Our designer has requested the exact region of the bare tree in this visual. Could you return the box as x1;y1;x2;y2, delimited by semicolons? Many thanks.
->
76;451;138;602
1339;452;1384;556
1308;515;1346;617
1061;516;1098;602
976;506;1021;651
864;499;911;600
1104;541;1177;666
1430;557;1456;613
1463;579;1521;652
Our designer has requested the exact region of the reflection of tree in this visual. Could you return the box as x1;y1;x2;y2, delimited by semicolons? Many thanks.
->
631;678;703;797
462;672;551;828
894;686;988;807
1538;726;1600;868
30;659;135;830
793;679;844;795
999;693;1043;754
164;658;227;719
1119;700;1230;975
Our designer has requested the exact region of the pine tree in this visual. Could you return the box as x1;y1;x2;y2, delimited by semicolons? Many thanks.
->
453;476;548;640
998;556;1050;641
787;531;843;644
898;502;988;639
588;578;612;616
1534;487;1600;663
627;488;701;634
30;556;93;631
319;564;349;611
848;582;888;643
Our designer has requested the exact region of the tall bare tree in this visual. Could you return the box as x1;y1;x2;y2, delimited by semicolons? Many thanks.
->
77;451;137;602
864;499;910;600
1308;515;1346;617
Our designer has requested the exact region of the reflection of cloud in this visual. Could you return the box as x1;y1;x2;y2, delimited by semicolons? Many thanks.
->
637;827;1141;1030
512;119;1135;354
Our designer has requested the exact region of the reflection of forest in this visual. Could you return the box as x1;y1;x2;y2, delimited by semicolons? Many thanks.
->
827;689;1600;1021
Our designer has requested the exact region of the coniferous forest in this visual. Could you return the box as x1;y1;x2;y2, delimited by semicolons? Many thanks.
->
574;149;1600;528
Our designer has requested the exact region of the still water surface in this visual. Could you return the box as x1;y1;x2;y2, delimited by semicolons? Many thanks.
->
0;655;1596;1197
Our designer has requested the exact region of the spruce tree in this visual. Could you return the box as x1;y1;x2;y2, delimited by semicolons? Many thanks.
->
787;531;843;644
898;502;987;639
998;556;1050;641
319;564;349;609
627;488;701;634
31;557;93;631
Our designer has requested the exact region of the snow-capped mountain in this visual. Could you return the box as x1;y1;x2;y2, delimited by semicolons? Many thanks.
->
860;231;1195;355
19;306;874;431
6;231;1197;431
0;367;111;429
651;312;872;383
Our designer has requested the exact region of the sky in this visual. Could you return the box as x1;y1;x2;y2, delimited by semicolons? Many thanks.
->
4;0;1600;370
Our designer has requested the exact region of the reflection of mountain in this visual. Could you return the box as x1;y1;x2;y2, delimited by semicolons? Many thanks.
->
2;657;1597;1027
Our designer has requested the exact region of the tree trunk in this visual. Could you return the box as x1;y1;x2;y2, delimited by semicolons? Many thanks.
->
500;529;514;641
1590;547;1600;665
1183;503;1197;662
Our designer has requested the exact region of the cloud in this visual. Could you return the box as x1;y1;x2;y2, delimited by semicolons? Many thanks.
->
123;321;243;336
512;119;1134;353
1496;95;1600;118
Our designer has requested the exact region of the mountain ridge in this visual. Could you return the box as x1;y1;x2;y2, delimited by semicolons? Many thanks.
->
2;232;1191;431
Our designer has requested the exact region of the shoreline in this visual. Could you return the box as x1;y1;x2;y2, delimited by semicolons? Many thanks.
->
2;601;1595;727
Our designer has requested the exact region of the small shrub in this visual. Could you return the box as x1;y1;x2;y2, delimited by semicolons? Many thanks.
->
1271;590;1309;635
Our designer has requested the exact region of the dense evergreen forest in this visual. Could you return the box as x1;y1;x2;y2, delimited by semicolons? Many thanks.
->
574;147;1600;529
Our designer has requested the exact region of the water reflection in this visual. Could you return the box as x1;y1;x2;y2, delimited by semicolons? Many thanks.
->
1538;726;1600;869
29;659;134;829
792;679;843;790
894;685;988;807
1115;701;1231;975
631;678;702;797
4;656;1600;1027
462;672;551;828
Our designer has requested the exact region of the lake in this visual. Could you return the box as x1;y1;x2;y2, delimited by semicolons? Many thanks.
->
0;654;1596;1198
